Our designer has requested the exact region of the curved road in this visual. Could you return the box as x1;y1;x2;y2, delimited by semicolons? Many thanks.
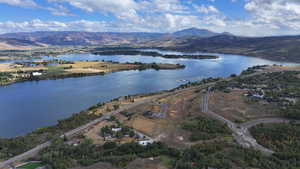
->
202;89;297;155
1;82;295;168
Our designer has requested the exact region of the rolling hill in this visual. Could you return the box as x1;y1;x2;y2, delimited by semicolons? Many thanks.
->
0;28;225;46
0;37;45;50
169;34;300;62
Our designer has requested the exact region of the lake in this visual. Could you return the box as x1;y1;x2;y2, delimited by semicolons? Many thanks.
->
0;50;296;138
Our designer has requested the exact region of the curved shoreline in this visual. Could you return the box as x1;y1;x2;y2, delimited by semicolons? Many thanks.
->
92;50;218;60
0;61;185;86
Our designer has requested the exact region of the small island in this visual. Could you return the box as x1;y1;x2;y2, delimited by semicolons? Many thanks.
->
92;50;219;59
0;60;185;86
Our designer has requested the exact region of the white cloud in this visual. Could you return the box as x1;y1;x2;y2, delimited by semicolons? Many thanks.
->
48;0;140;21
47;5;74;16
245;0;300;30
0;19;109;33
194;4;219;14
0;0;37;7
0;0;300;36
151;0;187;13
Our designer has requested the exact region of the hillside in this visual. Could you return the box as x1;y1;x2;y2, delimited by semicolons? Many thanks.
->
172;27;220;37
0;38;45;50
166;35;300;63
1;29;300;63
0;28;224;46
0;31;165;46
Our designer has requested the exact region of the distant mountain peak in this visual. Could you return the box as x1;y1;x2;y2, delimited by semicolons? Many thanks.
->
173;27;220;38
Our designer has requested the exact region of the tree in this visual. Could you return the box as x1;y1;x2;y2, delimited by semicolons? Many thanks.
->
103;141;117;149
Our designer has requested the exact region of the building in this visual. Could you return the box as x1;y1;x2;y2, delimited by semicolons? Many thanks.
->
138;140;154;146
32;72;42;76
112;128;122;132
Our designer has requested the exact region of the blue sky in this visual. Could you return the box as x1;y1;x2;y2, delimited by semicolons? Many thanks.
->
0;0;299;36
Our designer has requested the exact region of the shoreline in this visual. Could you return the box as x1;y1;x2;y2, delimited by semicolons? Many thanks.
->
2;46;300;63
92;50;219;60
0;74;216;163
0;61;185;86
1;65;300;168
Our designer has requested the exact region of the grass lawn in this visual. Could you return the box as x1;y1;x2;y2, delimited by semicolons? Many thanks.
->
17;162;45;169
160;155;174;168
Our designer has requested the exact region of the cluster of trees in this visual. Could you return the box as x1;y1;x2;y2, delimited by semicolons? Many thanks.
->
93;50;218;60
240;65;267;76
250;123;300;153
0;134;43;161
285;101;300;119
0;110;101;160
174;140;300;169
38;139;180;169
100;125;135;139
236;71;300;97
174;77;221;91
215;71;300;92
136;62;184;71
182;116;231;141
250;123;300;167
15;60;74;67
36;136;300;169
0;72;13;84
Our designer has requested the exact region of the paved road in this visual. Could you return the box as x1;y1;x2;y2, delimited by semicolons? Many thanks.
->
0;93;167;168
202;88;275;154
0;142;51;169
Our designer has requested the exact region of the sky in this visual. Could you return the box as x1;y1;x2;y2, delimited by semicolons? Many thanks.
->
0;0;299;36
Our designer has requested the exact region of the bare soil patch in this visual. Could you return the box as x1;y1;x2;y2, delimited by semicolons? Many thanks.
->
209;90;280;122
84;121;114;145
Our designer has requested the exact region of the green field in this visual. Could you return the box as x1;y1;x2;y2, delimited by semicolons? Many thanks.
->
17;162;44;169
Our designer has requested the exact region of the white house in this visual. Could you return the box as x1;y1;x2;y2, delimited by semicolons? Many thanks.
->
112;128;122;132
32;72;42;76
138;140;154;146
252;94;264;99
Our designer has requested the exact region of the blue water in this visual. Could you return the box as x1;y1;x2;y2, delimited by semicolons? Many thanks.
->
0;51;296;138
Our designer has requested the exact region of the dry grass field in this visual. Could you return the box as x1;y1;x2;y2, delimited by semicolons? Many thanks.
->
0;60;183;86
0;61;138;73
209;90;281;122
114;87;226;148
264;65;300;72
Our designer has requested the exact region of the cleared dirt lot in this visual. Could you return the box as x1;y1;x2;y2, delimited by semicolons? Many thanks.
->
209;90;281;122
265;65;300;72
117;87;224;148
84;121;114;145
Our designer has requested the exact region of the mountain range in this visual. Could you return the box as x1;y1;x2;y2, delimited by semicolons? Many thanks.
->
0;28;224;47
0;28;299;62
